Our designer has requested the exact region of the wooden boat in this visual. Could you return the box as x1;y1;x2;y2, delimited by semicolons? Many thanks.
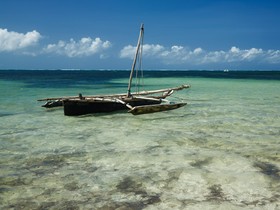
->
38;24;190;116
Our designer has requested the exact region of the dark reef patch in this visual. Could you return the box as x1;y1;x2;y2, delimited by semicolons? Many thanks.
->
64;181;80;191
23;154;67;176
25;154;66;168
0;176;31;187
254;161;280;180
82;165;98;173
53;200;80;210
116;177;143;193
23;152;87;176
98;196;161;210
114;176;161;208
206;184;227;201
38;201;56;209
190;158;212;168
7;200;39;210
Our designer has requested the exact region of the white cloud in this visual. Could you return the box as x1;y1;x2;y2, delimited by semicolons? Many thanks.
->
119;45;135;59
193;47;203;55
265;50;280;64
43;37;111;57
120;44;280;65
144;44;165;56
0;28;41;52
120;44;164;59
241;48;263;61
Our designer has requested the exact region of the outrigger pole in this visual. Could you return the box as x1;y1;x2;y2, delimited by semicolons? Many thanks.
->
127;23;144;97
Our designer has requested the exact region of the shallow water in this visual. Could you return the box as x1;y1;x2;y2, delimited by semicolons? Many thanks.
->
0;70;280;209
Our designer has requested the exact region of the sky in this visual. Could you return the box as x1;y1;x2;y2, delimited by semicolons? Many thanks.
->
0;0;280;70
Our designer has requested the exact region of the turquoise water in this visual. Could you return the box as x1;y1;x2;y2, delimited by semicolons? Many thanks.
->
0;70;280;209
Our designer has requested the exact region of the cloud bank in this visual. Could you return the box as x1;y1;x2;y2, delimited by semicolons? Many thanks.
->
0;28;111;58
120;44;280;66
1;28;280;68
43;37;111;57
0;28;41;52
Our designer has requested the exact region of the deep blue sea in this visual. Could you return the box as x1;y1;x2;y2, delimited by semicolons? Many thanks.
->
0;70;280;209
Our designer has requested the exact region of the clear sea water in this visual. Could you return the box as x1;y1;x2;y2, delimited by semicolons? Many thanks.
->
0;70;279;209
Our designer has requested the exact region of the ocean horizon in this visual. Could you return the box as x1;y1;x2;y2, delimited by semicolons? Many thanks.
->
1;69;279;209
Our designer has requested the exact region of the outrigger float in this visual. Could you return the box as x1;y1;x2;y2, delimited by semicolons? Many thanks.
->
38;24;190;116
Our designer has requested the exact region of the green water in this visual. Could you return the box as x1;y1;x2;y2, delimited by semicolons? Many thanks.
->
0;73;279;209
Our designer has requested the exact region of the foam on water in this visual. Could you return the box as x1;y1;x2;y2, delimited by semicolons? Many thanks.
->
0;71;280;209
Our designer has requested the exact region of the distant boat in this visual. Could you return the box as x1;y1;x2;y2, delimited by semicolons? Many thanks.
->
38;24;190;116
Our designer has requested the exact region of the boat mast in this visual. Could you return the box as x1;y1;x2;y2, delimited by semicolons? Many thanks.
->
127;23;144;97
